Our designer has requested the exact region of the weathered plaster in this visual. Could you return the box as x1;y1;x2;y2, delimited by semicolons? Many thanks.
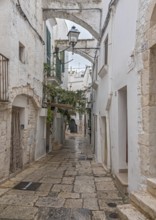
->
42;0;102;39
136;0;156;179
55;39;98;63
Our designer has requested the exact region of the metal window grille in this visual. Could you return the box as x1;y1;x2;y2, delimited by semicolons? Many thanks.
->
46;27;51;66
0;54;9;101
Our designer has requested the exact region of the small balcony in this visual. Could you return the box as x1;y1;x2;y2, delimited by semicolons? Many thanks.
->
0;54;9;102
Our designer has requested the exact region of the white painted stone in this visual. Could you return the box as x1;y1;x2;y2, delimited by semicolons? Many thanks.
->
118;204;148;220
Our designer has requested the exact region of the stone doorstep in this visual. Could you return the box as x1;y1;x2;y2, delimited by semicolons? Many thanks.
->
114;173;128;196
130;190;156;220
147;178;156;197
117;204;148;220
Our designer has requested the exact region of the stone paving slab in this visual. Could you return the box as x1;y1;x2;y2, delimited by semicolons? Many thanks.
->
92;211;107;220
98;199;123;211
94;177;112;182
78;168;93;175
96;181;116;191
51;184;73;192
81;193;97;198
74;182;95;193
64;199;83;208
6;189;35;196
71;208;92;220
35;197;65;208
0;188;10;196
75;176;94;181
58;192;80;199
93;168;107;177
44;171;64;178
83;198;99;210
0;180;19;188
0;135;124;219
0;194;38;206
62;177;75;184
40;177;61;184
97;190;122;200
36;183;53;192
0;206;38;220
65;170;77;176
36;207;91;220
36;207;71;220
0;205;7;213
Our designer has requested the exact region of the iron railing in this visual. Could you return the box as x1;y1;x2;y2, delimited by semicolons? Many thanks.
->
0;54;9;101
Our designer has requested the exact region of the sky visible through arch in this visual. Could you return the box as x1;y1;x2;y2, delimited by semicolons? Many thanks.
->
65;20;92;71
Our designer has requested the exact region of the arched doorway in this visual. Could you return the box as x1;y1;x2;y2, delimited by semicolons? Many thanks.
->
10;95;38;173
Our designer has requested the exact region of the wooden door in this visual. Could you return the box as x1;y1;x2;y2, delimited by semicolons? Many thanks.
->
10;107;22;173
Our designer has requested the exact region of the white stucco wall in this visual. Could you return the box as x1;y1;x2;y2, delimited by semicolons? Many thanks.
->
111;0;140;191
0;0;44;100
93;0;141;191
0;0;47;181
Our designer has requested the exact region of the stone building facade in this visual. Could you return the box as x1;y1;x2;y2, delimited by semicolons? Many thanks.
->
92;0;156;195
137;0;156;179
1;0;156;207
0;0;46;181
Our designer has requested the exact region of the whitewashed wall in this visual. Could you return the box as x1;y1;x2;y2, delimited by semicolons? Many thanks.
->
93;0;141;191
0;0;47;181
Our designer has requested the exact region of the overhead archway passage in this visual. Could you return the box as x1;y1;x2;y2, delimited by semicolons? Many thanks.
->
42;0;102;40
55;39;98;63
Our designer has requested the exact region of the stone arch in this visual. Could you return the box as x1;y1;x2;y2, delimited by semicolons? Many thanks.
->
62;47;93;63
55;39;97;63
73;49;94;63
11;94;38;166
146;0;156;28
11;86;41;109
43;10;100;40
150;4;156;27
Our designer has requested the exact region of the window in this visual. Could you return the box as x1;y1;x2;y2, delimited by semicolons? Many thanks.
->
60;51;65;73
104;35;108;65
19;42;25;63
46;27;51;65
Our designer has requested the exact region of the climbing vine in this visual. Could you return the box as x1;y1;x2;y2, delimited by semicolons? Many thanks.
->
44;84;86;123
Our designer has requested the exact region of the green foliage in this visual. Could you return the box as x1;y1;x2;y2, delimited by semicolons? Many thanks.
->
44;63;51;76
47;107;54;124
44;84;86;123
44;63;55;77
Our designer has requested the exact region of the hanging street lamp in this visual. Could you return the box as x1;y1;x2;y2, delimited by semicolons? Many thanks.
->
67;26;80;53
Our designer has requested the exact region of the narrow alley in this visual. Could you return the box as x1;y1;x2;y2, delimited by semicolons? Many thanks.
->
0;134;124;220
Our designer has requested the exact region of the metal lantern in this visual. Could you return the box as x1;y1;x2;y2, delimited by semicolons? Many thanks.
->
67;26;80;47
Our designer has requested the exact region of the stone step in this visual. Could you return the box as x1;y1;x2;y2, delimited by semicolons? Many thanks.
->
117;204;149;220
147;178;156;197
130;191;156;220
114;173;128;196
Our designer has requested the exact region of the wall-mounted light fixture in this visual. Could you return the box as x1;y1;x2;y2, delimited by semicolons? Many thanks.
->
67;26;80;50
67;26;100;54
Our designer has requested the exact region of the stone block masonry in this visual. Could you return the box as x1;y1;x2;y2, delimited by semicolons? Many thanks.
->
0;135;124;220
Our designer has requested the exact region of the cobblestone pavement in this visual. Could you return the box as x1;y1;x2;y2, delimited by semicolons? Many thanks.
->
0;134;124;220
